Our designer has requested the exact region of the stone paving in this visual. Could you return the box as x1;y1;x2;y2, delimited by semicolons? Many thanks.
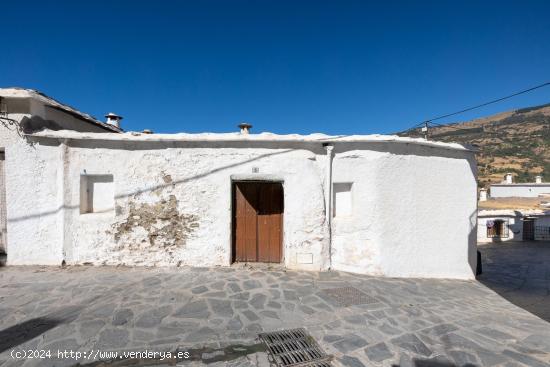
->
0;261;549;367
478;241;550;323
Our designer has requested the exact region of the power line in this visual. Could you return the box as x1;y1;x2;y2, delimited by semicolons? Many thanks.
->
403;81;550;134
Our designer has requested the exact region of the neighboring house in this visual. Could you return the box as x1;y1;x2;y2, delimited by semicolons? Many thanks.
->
0;88;122;257
478;210;550;243
490;173;550;198
479;179;550;243
0;88;479;279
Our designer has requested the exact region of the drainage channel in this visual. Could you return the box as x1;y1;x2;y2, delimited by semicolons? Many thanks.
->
259;328;333;367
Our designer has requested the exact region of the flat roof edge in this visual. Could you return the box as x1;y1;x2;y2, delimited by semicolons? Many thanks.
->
26;130;475;152
491;184;550;187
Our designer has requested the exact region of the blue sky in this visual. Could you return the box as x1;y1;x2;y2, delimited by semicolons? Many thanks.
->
4;1;550;134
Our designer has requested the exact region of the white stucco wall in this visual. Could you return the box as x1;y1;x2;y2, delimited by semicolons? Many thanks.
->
3;130;478;279
0;90;117;262
490;184;550;198
477;211;523;243
10;139;330;271
330;143;478;279
2;128;64;265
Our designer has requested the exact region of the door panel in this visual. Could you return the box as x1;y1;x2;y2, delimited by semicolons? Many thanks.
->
234;184;247;262
244;184;258;261
523;220;534;241
233;182;282;263
268;184;283;262
257;184;270;262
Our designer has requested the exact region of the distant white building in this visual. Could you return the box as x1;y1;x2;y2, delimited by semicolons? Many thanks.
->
0;87;479;279
490;173;550;198
478;209;550;243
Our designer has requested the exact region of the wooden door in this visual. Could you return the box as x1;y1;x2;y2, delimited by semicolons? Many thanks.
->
233;182;283;263
523;219;535;241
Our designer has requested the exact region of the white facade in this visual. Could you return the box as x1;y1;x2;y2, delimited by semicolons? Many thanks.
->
477;209;550;243
0;88;118;256
477;210;524;243
0;88;479;279
490;184;550;198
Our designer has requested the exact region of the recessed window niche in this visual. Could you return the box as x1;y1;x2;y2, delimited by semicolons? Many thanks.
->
80;174;114;214
333;182;353;217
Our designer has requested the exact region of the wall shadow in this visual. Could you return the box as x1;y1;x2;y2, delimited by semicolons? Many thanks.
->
7;149;296;223
0;317;61;352
0;305;82;352
12;135;476;225
477;241;550;322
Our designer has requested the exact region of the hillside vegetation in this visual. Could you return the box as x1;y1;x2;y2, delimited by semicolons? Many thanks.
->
401;103;550;187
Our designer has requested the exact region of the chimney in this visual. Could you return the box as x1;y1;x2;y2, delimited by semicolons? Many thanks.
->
479;188;488;202
505;173;513;184
105;112;123;128
238;122;252;134
536;175;542;184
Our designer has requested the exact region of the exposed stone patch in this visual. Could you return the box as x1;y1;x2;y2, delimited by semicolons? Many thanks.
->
162;173;173;184
112;195;199;252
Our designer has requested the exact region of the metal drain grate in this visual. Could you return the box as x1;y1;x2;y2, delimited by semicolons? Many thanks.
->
322;286;378;307
259;328;333;367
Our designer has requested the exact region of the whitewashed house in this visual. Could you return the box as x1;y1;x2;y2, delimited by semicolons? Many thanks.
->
0;88;121;260
478;209;550;243
490;173;550;198
0;88;479;279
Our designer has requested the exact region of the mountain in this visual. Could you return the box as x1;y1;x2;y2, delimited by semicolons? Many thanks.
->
400;103;550;187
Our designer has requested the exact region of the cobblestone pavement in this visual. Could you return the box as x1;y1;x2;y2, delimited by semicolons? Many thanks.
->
0;262;549;367
478;241;550;323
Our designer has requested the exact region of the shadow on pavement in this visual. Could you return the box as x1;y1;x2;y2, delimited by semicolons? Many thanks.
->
0;305;82;352
0;316;61;352
477;241;550;323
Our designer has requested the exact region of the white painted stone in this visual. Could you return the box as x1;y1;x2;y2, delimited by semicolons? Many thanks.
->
0;88;479;279
479;188;487;202
296;253;313;264
490;184;550;198
505;173;513;184
1;131;478;279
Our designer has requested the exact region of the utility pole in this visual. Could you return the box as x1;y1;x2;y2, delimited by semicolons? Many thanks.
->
421;121;429;140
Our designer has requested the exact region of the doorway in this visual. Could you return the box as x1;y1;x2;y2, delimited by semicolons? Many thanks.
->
232;181;283;263
523;219;535;241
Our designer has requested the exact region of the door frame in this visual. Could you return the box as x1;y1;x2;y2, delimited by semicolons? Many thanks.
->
230;178;284;264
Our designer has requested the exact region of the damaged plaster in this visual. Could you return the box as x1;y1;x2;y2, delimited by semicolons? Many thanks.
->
112;195;199;252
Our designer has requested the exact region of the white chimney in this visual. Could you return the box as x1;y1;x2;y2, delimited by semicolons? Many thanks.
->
479;188;487;202
505;173;513;184
536;175;542;184
238;122;252;134
105;112;123;128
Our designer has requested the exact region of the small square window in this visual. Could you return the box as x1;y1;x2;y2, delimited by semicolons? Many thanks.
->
333;183;353;217
80;174;114;214
486;219;509;238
